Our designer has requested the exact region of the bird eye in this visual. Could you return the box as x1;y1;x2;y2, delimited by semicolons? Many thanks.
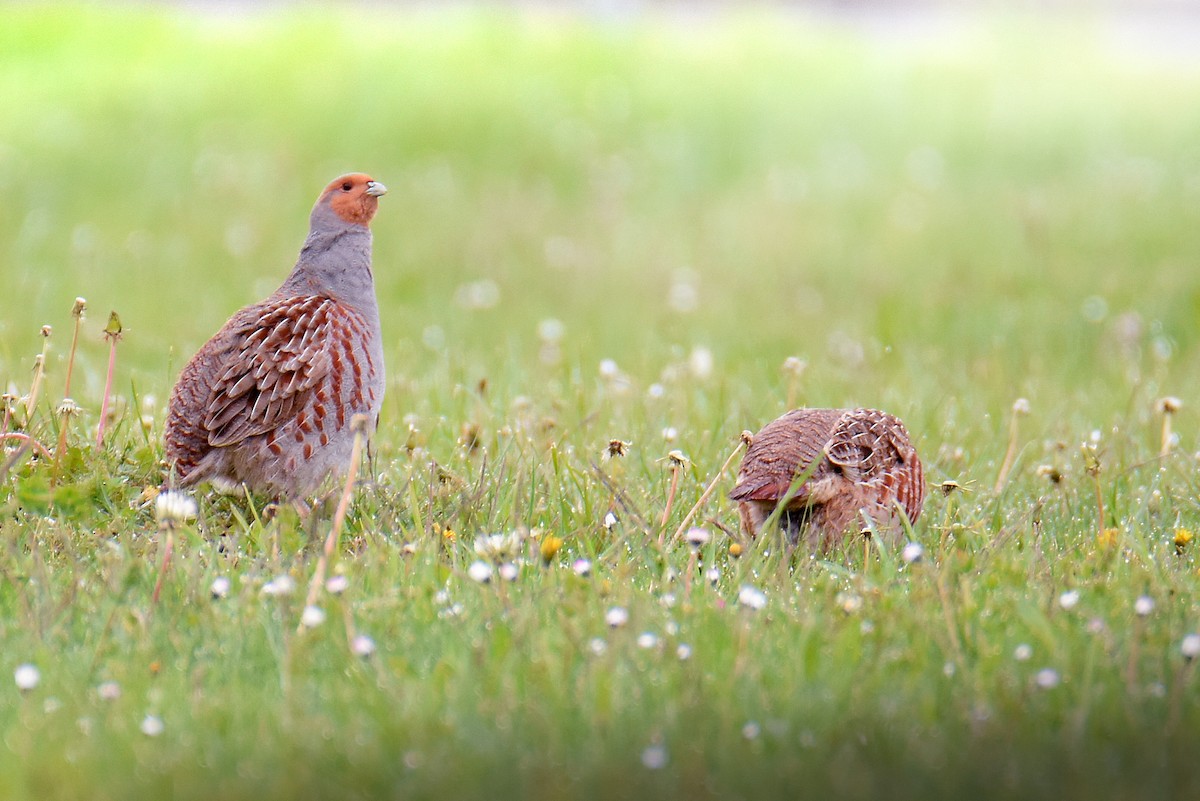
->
341;181;353;192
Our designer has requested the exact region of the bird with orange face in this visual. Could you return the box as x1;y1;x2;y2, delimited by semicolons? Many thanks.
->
164;173;387;500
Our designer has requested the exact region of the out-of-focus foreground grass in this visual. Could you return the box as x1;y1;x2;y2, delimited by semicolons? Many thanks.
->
2;5;1200;800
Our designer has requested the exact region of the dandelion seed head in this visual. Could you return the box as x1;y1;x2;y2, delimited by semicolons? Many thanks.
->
605;606;629;628
598;359;620;380
1035;668;1060;689
467;561;493;584
300;606;327;629
1158;396;1182;414
261;575;295;597
738;585;767;611
155;490;197;527
901;542;924;564
1182;634;1200;660
140;714;164;737
14;664;40;691
351;635;377;658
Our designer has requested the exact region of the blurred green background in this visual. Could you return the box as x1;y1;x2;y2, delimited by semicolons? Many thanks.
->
4;3;1199;448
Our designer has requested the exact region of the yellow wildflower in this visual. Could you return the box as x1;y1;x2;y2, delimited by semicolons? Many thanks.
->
1175;528;1193;554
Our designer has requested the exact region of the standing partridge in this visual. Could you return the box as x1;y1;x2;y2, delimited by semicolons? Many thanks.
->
730;408;925;551
164;173;388;500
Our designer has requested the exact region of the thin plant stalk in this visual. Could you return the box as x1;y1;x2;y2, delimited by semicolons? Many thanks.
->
670;434;748;544
993;398;1029;494
24;326;52;421
96;311;123;449
301;414;369;630
151;526;175;606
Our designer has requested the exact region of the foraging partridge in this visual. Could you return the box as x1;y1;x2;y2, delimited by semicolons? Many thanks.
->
164;173;387;499
730;408;925;551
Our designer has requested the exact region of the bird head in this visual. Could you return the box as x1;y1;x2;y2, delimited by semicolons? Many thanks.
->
315;173;387;228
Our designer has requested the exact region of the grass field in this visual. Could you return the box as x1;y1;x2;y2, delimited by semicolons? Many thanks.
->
3;5;1200;799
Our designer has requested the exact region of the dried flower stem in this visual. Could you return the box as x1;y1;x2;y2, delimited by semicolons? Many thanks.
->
25;345;49;421
0;432;53;461
671;437;747;544
300;415;368;630
993;405;1024;494
96;312;123;449
1160;407;1177;459
152;525;175;606
63;300;86;402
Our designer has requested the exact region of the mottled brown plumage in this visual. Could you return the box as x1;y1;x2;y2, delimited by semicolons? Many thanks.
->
164;173;387;499
730;408;925;551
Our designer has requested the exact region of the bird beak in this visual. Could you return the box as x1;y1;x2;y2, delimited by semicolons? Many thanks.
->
365;181;388;197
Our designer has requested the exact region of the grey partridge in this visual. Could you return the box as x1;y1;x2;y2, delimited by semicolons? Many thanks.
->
164;173;387;499
730;408;925;551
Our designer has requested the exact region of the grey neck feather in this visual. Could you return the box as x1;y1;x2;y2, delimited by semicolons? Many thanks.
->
276;209;378;318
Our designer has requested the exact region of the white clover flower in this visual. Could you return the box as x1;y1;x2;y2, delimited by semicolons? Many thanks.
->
209;576;231;600
325;575;350;595
705;567;720;586
641;744;668;770
351;635;376;658
97;681;121;701
602;511;618;530
1134;595;1155;617
14;664;40;691
1182;634;1200;660
901;542;924;564
572;558;593;578
467;561;493;584
498;562;519;582
140;714;164;737
155;490;197;527
300;606;326;628
1014;643;1033;662
605;606;629;628
637;632;658;649
589;638;608;656
261;575;295;597
1035;668;1060;689
1058;590;1080;611
738;585;767;611
685;527;710;548
676;644;692;661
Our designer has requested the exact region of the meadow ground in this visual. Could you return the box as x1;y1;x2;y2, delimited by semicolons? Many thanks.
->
3;5;1200;799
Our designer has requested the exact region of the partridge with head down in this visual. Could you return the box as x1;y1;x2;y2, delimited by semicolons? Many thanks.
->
164;173;388;499
730;407;925;551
